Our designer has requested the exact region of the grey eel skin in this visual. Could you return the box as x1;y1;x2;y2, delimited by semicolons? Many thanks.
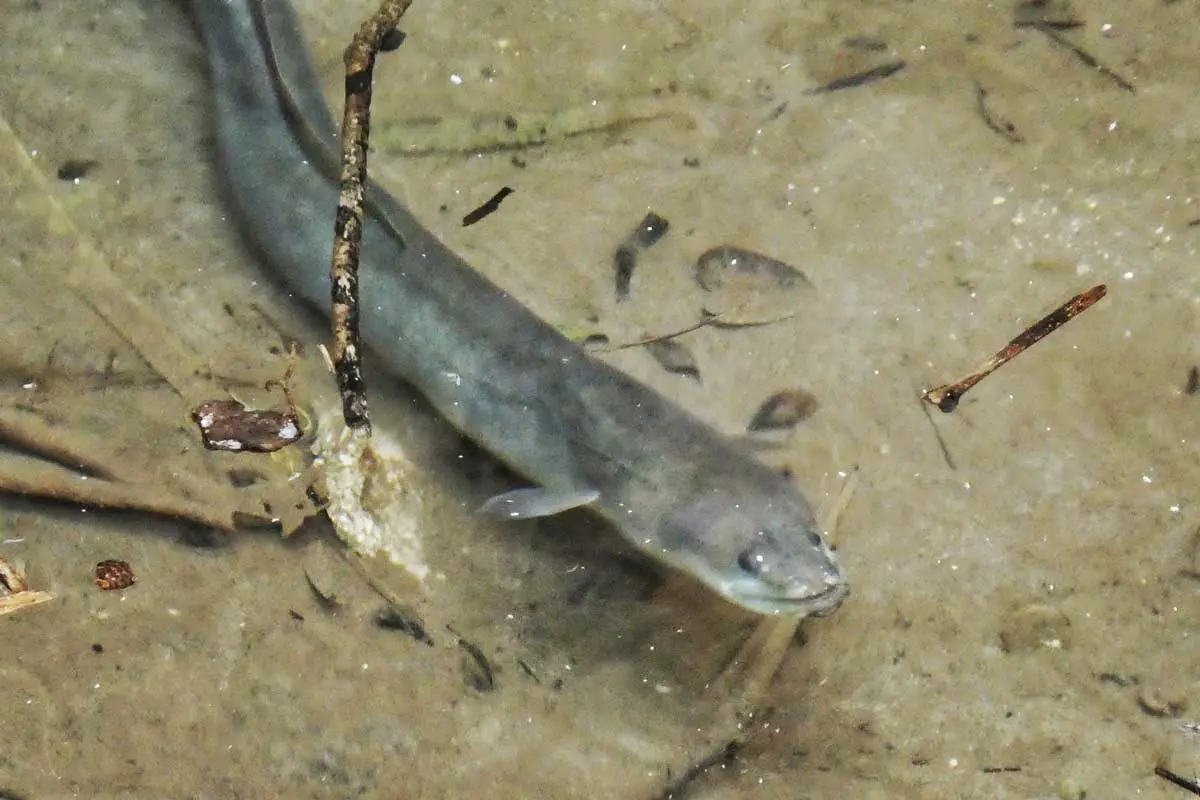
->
187;0;849;617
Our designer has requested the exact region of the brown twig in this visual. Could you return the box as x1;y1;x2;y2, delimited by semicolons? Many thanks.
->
975;82;1024;144
1034;23;1136;93
330;0;414;434
1155;765;1200;795
923;284;1107;412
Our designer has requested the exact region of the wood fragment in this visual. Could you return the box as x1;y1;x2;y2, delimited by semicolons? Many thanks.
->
462;186;514;227
1033;23;1135;93
923;284;1107;413
1155;765;1200;796
330;0;414;433
975;82;1025;144
806;60;906;94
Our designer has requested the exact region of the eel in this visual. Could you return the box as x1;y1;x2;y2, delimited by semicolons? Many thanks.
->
186;0;849;617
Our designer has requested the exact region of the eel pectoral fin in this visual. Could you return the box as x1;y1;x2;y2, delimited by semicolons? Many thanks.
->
477;487;600;520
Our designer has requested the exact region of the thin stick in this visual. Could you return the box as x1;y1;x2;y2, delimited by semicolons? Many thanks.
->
597;309;795;353
330;0;414;433
1155;765;1200;795
923;284;1107;413
1035;23;1136;94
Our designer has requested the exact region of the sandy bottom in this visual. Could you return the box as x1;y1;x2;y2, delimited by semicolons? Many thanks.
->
0;0;1197;797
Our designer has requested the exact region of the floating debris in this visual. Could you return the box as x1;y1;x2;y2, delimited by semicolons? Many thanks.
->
645;339;701;381
747;389;819;432
462;186;514;227
614;211;670;301
94;559;135;591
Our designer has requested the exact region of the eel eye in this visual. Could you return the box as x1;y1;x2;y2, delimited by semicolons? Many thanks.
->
736;548;764;576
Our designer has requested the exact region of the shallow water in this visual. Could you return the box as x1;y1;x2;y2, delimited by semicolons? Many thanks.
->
0;0;1197;797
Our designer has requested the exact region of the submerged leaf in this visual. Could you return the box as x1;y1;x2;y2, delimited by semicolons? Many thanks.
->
747;389;819;431
695;245;810;292
645;340;701;381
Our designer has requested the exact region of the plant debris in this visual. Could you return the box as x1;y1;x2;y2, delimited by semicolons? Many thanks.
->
975;82;1024;144
375;604;434;646
0;556;54;617
462;186;514;227
614;211;670;301
805;60;906;94
1155;765;1200;796
94;559;135;591
193;346;305;453
923;284;1107;412
747;389;819;431
645;339;701;381
329;0;415;433
1031;21;1135;93
694;245;810;293
448;626;496;693
193;399;302;453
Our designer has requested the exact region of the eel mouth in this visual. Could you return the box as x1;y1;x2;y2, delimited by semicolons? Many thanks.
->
736;579;850;618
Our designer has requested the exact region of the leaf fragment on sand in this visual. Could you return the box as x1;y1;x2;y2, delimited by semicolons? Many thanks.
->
694;245;811;292
747;389;819;432
615;211;670;301
645;339;701;382
0;556;54;617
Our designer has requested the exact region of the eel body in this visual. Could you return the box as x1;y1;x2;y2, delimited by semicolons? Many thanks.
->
188;0;848;617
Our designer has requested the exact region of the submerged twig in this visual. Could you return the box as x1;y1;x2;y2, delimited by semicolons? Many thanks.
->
923;284;1107;412
330;0;414;433
599;308;794;354
1034;23;1136;93
806;60;906;95
974;82;1024;144
1155;765;1200;796
462;186;514;227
